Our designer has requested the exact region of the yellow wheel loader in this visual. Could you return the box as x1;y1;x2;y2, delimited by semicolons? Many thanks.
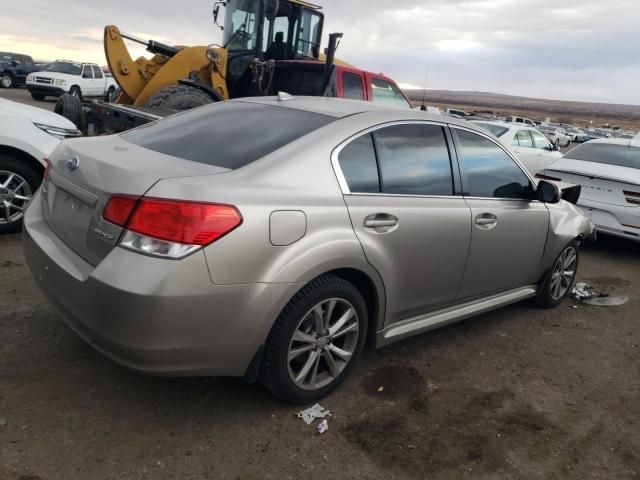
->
104;0;344;110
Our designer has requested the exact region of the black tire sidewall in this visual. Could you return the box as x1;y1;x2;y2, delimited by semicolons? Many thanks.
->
536;241;580;308
262;275;368;404
0;155;41;234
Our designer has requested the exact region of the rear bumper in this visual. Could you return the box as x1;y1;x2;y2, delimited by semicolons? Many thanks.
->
26;84;65;97
23;192;300;376
577;200;640;241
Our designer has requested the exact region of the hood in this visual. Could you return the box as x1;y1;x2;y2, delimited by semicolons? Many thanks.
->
0;98;77;130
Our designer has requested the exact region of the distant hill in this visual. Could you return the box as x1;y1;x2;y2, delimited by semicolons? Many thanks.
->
403;89;640;127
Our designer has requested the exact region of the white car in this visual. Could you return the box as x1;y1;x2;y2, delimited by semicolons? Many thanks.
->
470;120;562;175
26;60;117;101
538;137;640;241
505;116;537;127
538;125;571;148
0;98;80;233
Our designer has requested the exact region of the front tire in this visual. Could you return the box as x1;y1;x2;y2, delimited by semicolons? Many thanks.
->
260;274;368;404
68;86;82;101
535;241;579;308
0;155;41;234
30;92;45;101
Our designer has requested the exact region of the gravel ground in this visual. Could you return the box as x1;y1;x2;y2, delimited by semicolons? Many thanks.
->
1;231;639;480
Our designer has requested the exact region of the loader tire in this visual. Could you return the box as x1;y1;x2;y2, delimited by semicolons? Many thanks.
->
54;93;83;130
145;85;214;111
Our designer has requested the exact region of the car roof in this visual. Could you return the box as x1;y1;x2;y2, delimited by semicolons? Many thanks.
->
469;119;539;132
232;95;477;128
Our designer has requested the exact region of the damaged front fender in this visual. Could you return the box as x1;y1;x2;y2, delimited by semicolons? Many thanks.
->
543;201;596;267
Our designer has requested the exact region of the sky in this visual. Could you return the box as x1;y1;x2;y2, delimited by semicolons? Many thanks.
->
1;0;639;105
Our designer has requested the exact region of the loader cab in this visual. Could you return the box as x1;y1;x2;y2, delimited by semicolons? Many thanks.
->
222;0;324;87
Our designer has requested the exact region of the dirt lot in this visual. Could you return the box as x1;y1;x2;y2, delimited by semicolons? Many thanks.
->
1;230;639;480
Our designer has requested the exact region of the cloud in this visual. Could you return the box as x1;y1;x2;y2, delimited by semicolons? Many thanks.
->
0;0;638;104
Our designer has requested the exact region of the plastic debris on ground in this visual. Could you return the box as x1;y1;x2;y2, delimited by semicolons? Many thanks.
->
296;403;331;425
317;419;329;434
571;282;629;307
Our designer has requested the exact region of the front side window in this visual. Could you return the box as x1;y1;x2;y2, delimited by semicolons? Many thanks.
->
370;78;410;108
374;124;454;196
337;133;380;193
456;129;534;199
342;72;364;100
515;130;534;148
531;130;551;150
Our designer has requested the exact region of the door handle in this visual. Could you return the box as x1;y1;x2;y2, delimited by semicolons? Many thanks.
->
474;213;498;230
364;214;398;231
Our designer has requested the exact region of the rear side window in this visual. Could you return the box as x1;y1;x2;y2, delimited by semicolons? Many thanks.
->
122;102;335;169
515;130;533;148
342;72;364;100
374;124;453;196
565;143;640;169
456;129;533;199
337;134;380;193
92;66;104;79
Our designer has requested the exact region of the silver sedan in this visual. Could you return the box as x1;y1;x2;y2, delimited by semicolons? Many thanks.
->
23;96;594;403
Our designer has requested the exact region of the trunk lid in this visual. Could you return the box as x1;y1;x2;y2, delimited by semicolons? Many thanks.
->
42;136;229;266
545;159;640;206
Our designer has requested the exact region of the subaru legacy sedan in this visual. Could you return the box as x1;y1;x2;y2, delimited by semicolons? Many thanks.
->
23;97;594;403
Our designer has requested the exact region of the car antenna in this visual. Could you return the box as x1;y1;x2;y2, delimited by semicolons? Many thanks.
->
420;65;429;111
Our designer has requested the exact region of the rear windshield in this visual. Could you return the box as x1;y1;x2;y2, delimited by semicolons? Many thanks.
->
564;143;640;169
122;102;335;169
473;122;509;138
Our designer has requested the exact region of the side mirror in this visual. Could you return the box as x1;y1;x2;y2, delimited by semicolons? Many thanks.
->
552;143;559;151
536;180;561;204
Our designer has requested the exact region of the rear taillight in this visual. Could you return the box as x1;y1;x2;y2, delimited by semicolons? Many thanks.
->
103;194;139;226
103;196;242;259
535;173;562;181
623;190;640;206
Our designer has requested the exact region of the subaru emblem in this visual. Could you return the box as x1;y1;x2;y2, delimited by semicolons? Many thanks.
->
67;156;80;171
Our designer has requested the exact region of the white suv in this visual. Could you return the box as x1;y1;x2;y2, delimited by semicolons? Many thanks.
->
26;60;117;101
0;98;80;233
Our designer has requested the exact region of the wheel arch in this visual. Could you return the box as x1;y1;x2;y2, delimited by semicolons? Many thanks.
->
0;145;45;178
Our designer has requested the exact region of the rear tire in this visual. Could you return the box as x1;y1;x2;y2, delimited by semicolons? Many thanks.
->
0;155;41;234
260;274;368;404
30;92;45;101
145;85;214;111
534;240;580;308
54;93;83;129
68;86;82;101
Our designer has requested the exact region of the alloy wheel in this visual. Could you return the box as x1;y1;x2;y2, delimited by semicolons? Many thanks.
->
0;171;32;225
550;246;577;300
287;298;360;391
1;75;12;88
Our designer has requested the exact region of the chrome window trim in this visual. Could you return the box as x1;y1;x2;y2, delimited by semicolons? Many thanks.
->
330;119;452;196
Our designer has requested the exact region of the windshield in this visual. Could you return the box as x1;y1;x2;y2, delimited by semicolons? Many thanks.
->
564;143;640;170
223;0;262;52
473;122;509;137
46;61;82;75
